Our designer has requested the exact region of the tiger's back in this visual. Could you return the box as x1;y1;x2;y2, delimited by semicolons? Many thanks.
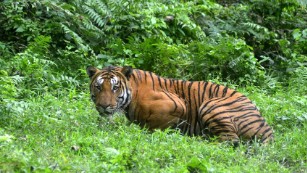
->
87;66;273;144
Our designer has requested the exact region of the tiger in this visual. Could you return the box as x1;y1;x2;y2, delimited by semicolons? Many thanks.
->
86;66;273;144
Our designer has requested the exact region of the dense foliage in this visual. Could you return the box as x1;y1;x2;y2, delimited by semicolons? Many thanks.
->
0;0;306;172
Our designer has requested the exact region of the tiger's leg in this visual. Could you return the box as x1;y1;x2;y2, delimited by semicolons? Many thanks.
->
134;90;187;130
199;96;273;144
206;118;240;144
199;97;240;144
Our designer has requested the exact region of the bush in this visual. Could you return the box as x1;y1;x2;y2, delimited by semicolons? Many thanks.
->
0;0;306;91
188;36;265;84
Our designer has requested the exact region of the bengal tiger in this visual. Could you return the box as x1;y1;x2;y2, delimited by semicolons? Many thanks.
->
86;66;273;144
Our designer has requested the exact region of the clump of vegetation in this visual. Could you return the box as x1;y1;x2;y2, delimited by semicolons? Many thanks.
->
0;0;306;172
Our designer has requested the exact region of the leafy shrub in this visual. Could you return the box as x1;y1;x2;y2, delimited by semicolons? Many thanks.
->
187;36;265;84
0;0;306;92
105;37;192;79
0;71;18;101
288;65;307;94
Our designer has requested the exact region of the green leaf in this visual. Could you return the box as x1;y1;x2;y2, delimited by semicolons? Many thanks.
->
0;134;15;142
151;17;156;25
186;157;208;173
293;29;301;41
16;26;25;32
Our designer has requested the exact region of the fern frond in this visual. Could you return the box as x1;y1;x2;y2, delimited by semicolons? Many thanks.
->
242;22;269;33
94;0;111;17
83;5;106;28
61;24;89;50
78;11;106;40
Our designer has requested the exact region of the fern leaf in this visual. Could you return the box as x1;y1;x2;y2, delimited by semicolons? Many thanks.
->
83;5;105;28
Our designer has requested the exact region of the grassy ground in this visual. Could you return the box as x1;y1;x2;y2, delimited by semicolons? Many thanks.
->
0;87;306;172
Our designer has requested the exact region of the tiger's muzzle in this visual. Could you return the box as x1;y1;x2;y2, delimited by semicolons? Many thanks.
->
96;105;116;117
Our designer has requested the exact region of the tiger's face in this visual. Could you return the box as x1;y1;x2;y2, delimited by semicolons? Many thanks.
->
86;66;133;117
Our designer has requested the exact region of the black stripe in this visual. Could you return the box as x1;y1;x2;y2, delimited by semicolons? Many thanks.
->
236;113;261;121
181;81;190;135
208;83;214;99
199;97;223;116
209;116;234;123
250;120;265;139
201;82;208;101
224;105;257;113
149;72;155;90
100;71;108;76
120;84;130;108
261;133;273;143
173;80;178;93
201;94;235;111
132;74;138;86
177;99;186;118
222;87;228;97
239;119;264;136
197;82;201;108
260;128;273;143
236;118;249;129
169;79;173;87
208;116;237;133
162;91;178;112
176;80;180;95
157;76;163;88
125;111;130;121
187;82;193;135
194;87;202;136
218;133;239;139
210;122;233;130
260;126;272;138
204;108;254;125
181;81;186;99
164;78;168;91
205;96;247;114
187;82;193;101
239;127;253;137
230;91;237;97
214;84;220;97
219;104;257;114
211;128;232;134
203;96;248;116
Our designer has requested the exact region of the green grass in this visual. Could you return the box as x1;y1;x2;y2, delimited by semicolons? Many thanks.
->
0;87;306;172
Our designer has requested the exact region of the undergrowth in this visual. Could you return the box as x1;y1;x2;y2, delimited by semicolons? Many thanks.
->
0;86;306;172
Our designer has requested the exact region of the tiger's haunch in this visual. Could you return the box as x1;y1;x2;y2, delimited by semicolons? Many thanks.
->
87;66;273;144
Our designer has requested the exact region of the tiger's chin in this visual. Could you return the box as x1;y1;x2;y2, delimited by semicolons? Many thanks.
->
98;108;125;121
98;111;114;117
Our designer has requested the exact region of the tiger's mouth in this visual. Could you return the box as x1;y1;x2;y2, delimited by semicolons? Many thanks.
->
99;112;113;117
97;106;116;117
98;110;114;116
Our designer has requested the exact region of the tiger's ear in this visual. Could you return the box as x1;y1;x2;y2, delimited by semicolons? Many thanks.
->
121;66;133;80
86;66;98;79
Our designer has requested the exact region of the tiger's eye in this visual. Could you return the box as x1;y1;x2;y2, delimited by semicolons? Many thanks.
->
113;85;119;91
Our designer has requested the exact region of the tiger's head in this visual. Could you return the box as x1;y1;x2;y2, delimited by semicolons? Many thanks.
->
86;66;133;117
